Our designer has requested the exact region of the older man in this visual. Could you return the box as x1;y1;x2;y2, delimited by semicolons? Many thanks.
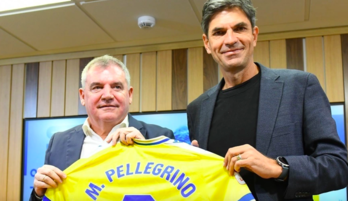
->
30;55;174;200
187;0;348;200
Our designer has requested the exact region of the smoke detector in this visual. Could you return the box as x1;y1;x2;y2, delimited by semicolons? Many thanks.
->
138;16;156;29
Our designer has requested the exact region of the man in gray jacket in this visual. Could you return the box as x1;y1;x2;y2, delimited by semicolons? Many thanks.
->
30;55;174;200
187;0;348;200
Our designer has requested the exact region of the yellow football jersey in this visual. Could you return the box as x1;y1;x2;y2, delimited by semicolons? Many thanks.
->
43;136;255;201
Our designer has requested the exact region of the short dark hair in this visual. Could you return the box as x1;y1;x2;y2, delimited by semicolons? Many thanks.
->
201;0;256;36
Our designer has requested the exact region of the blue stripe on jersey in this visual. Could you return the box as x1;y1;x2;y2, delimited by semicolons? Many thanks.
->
123;195;155;201
43;196;51;201
238;193;255;201
134;138;170;146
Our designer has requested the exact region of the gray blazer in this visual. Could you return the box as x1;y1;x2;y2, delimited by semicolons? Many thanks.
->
30;114;174;201
187;63;348;200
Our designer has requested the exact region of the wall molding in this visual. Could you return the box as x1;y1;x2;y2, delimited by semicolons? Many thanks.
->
258;26;348;41
1;26;348;66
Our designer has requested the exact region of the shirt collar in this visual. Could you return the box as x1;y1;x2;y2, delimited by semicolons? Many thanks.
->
82;115;129;137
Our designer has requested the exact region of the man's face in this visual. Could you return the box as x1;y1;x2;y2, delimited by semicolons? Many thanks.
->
79;64;133;127
203;7;258;72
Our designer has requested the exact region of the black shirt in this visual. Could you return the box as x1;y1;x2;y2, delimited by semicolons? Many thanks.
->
208;72;261;198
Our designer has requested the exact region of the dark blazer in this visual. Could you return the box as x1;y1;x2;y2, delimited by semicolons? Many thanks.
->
187;63;348;201
30;114;174;201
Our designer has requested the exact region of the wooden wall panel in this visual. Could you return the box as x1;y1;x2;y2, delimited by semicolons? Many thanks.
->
157;50;172;111
141;52;157;112
24;63;39;118
305;37;326;91
51;60;66;116
65;59;80;116
203;49;218;92
114;54;123;62
37;61;52;117
324;35;344;102
341;34;348;145
187;47;203;104
127;53;140;112
270;39;287;68
254;41;270;67
0;65;11;201
172;49;187;110
78;57;93;115
286;38;304;70
7;64;24;201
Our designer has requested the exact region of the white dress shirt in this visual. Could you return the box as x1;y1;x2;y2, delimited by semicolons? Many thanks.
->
80;116;129;159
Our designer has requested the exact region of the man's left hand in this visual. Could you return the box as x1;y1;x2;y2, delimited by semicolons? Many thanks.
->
224;144;282;179
105;127;145;146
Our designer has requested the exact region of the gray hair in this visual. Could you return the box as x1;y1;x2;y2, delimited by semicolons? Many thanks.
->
81;55;131;89
201;0;256;36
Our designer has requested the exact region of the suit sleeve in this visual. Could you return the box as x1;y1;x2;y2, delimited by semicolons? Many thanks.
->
44;133;56;164
159;127;174;139
142;123;174;139
284;73;348;198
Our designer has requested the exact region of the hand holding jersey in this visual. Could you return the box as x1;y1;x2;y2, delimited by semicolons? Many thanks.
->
191;140;282;179
34;165;66;197
33;127;145;198
43;136;255;201
191;140;199;147
105;126;145;146
223;144;282;179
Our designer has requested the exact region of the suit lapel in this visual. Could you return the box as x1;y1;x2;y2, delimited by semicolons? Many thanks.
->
256;65;283;155
66;126;85;169
129;114;146;137
199;82;222;149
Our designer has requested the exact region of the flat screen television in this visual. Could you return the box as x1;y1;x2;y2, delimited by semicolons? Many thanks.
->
21;105;347;201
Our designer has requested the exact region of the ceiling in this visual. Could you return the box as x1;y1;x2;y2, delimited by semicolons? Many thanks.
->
0;0;348;60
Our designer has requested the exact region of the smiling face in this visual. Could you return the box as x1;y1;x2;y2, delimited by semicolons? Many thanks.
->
203;7;258;74
79;64;133;128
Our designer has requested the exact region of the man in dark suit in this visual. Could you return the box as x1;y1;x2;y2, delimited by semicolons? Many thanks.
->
187;0;348;200
30;55;174;200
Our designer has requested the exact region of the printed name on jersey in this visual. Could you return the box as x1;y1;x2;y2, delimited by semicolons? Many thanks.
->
105;162;196;198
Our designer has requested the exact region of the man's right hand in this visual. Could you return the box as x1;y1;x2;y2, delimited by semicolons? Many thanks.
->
33;165;66;196
191;140;199;147
105;127;145;146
